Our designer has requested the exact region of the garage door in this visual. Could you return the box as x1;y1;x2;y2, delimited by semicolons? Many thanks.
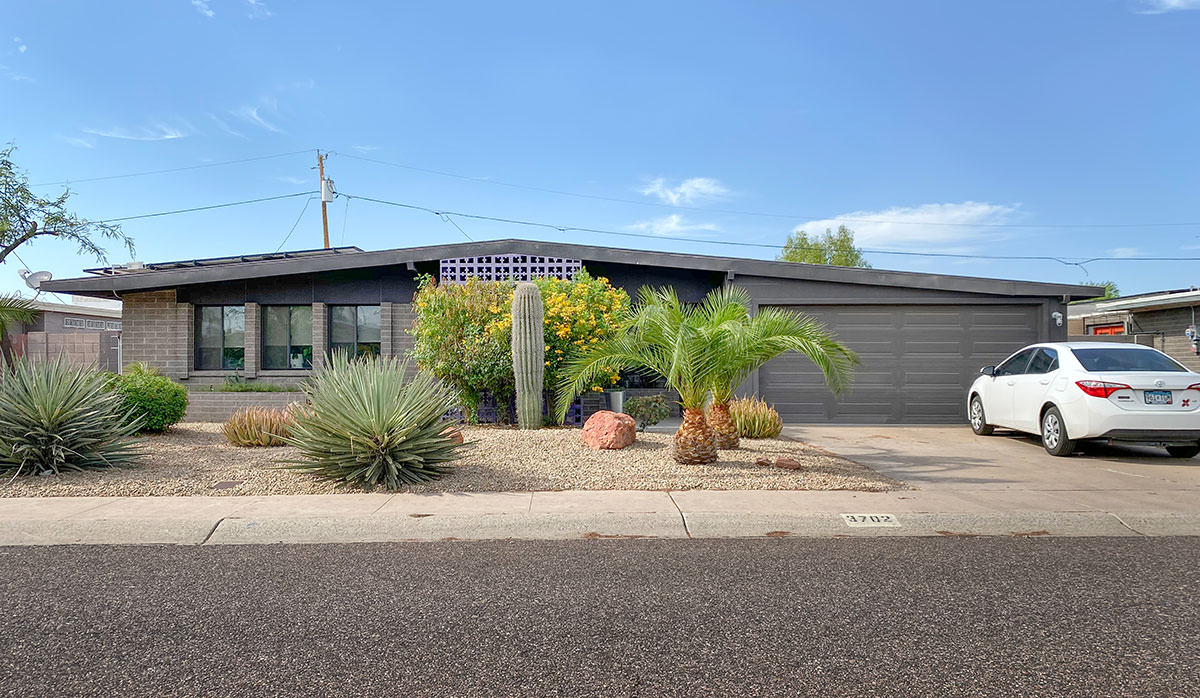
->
759;304;1041;424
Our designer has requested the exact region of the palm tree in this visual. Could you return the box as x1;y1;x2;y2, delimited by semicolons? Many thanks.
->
700;286;857;449
555;287;726;464
0;293;38;370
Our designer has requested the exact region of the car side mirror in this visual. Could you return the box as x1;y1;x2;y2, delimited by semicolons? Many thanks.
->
980;366;996;377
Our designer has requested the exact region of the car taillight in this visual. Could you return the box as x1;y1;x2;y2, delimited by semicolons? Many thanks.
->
1076;380;1131;398
1190;384;1200;392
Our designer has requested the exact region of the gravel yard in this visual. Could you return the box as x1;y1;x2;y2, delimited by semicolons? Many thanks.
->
0;423;905;497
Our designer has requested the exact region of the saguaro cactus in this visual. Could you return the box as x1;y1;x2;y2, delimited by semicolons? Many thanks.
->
511;282;545;429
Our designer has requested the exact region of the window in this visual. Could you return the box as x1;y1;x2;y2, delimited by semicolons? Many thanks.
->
330;305;381;358
263;306;313;370
1026;348;1059;374
1090;324;1125;336
1071;348;1187;373
995;348;1036;377
63;317;86;329
196;306;245;370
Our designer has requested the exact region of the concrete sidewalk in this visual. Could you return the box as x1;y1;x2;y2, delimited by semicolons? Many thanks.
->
2;487;1198;546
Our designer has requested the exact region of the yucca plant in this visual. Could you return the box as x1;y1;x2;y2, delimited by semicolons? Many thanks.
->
0;358;142;476
281;352;464;488
728;396;783;439
557;287;725;464
702;286;857;450
222;406;294;447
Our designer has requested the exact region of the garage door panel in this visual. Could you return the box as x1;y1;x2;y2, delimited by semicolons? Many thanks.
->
760;304;1039;423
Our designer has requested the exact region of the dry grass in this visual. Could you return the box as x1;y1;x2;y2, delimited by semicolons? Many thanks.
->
0;423;905;498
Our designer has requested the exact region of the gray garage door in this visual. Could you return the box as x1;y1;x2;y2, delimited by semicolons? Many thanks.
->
759;304;1041;424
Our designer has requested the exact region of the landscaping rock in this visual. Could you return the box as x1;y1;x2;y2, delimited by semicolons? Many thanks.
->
581;411;636;450
774;457;804;470
441;426;464;445
754;456;773;467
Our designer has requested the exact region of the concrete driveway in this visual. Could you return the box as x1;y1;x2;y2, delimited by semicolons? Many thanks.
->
786;425;1200;512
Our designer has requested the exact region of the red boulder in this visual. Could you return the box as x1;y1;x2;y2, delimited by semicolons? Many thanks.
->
581;411;637;450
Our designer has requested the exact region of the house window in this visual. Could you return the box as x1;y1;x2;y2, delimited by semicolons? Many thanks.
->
196;305;245;370
262;305;313;370
1090;324;1125;336
330;305;381;358
63;317;86;329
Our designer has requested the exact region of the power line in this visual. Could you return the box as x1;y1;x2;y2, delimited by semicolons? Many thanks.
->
339;191;1199;267
276;196;319;252
101;191;318;224
334;152;1200;230
31;149;317;188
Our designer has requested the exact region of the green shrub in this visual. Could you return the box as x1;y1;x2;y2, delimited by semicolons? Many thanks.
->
0;359;142;476
729;396;783;439
281;353;464;488
194;382;298;393
114;371;189;432
624;394;671;432
222;406;294;447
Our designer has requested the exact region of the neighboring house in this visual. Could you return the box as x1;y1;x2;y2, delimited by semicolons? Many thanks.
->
42;240;1096;424
1070;288;1200;373
3;297;123;372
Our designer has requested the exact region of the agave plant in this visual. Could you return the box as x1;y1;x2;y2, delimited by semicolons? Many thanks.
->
281;352;465;488
727;396;784;439
0;358;142;476
556;287;726;464
702;286;857;449
222;406;294;447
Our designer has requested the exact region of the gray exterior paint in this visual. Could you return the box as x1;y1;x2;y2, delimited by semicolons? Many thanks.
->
42;239;1092;424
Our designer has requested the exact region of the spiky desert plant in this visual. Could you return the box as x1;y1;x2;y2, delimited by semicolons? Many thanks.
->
281;352;464;488
702;285;857;450
728;396;783;439
0;358;142;476
222;406;294;447
511;281;545;429
556;287;724;464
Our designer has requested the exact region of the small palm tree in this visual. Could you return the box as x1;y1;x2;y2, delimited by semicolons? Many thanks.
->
0;293;38;369
556;287;726;464
701;286;857;449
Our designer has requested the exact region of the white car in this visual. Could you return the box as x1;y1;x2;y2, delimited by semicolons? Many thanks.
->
968;342;1200;458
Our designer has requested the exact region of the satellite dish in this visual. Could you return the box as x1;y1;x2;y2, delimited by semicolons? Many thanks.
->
18;269;52;290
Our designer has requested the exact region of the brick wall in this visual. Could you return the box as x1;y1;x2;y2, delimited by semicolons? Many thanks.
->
1131;306;1200;372
184;391;305;422
121;290;188;378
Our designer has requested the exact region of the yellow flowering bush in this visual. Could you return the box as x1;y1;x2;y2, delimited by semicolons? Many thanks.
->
410;270;629;421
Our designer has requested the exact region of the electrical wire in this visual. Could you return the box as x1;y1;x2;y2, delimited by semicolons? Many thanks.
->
339;196;351;246
339;191;1199;267
101;191;318;224
10;250;67;303
31;149;317;188
275;196;319;252
334;152;1200;230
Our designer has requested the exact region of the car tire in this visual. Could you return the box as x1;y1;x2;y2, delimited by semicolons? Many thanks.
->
1041;407;1075;457
1166;444;1200;459
969;396;994;436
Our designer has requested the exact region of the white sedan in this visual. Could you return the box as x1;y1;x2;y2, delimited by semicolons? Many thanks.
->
968;342;1200;458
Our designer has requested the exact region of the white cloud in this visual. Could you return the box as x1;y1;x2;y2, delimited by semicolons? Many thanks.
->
83;123;189;141
792;201;1019;252
628;214;720;238
191;0;215;17
639;177;728;206
246;0;273;17
60;135;96;149
1108;247;1140;258
1136;0;1200;12
352;145;380;153
231;103;285;133
0;64;33;82
274;175;307;185
13;37;27;53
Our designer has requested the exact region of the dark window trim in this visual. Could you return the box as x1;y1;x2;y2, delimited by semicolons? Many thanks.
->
328;304;382;359
194;305;246;371
261;304;314;371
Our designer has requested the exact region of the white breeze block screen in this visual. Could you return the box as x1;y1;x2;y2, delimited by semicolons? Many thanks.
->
439;255;583;284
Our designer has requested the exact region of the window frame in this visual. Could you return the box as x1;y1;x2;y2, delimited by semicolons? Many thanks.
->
194;305;246;371
995;348;1037;377
328;304;382;359
261;305;314;371
1026;348;1060;375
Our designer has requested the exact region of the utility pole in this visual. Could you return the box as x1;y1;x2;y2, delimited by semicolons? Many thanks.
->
318;151;331;249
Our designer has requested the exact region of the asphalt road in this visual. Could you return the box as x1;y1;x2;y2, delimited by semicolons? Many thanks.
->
1;538;1198;697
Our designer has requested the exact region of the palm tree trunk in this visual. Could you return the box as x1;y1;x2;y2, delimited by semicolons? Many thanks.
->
708;401;739;450
673;407;717;464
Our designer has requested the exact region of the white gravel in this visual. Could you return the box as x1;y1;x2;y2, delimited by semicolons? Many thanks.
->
0;423;905;497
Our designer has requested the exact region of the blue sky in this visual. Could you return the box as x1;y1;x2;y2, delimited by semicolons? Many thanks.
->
3;0;1198;297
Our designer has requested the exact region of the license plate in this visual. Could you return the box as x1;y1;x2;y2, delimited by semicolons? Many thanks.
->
1145;390;1173;405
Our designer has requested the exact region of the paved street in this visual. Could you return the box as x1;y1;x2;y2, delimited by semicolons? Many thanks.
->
2;537;1197;697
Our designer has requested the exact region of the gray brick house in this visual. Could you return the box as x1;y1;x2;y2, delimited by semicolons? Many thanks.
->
1071;289;1200;372
43;239;1097;424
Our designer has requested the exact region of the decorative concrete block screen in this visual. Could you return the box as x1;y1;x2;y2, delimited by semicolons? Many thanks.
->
439;255;582;284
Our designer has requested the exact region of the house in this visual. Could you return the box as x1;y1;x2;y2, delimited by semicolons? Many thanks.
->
3;297;123;371
1068;288;1200;372
41;239;1097;424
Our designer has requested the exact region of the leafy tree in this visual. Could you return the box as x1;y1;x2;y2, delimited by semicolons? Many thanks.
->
0;144;134;267
1080;280;1120;301
779;225;871;268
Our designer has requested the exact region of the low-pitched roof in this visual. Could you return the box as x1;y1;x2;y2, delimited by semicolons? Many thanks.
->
1096;288;1200;312
42;238;1101;300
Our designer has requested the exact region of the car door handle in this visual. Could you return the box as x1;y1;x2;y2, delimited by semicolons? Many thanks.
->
1039;379;1050;385
1006;380;1016;386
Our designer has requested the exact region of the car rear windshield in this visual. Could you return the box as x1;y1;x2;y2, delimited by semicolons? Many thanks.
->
1071;348;1187;373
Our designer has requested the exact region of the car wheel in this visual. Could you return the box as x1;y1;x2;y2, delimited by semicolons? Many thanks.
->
1166;444;1200;459
1041;407;1075;457
969;396;994;436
